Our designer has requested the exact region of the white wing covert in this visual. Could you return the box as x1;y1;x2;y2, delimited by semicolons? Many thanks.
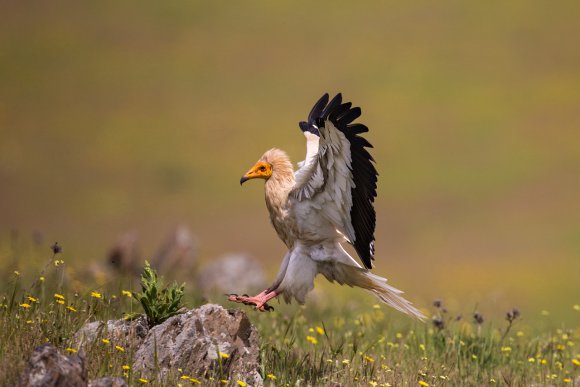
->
291;94;378;269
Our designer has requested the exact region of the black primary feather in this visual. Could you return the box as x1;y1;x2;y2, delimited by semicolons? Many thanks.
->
301;93;378;269
299;93;328;136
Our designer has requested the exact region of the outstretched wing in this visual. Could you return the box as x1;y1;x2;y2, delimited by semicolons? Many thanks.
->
291;93;378;269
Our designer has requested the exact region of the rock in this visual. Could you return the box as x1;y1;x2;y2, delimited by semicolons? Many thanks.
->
197;254;267;295
88;377;127;387
108;231;141;275
108;226;197;278
133;304;262;386
17;344;87;387
73;316;148;352
151;225;197;275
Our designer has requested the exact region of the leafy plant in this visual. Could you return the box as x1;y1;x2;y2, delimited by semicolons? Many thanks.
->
132;261;185;327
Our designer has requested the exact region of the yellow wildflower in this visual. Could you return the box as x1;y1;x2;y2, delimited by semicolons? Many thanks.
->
306;335;318;345
316;326;325;335
54;294;65;300
138;379;148;384
122;365;130;370
56;299;65;305
369;381;378;387
115;345;125;352
220;381;229;385
237;381;247;387
418;381;429;387
26;320;33;324
180;376;190;380
472;354;478;360
91;291;102;299
364;355;374;363
101;339;110;345
572;358;580;366
500;346;512;353
122;290;132;298
39;276;45;282
490;378;496;384
219;351;230;359
528;357;535;363
65;348;77;353
267;374;277;380
66;306;77;312
27;296;38;303
20;303;31;309
419;344;425;351
396;332;403;339
14;270;21;276
564;377;572;383
342;359;350;365
190;379;201;385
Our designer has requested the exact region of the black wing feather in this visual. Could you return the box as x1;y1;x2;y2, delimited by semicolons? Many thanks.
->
300;93;378;269
299;93;329;136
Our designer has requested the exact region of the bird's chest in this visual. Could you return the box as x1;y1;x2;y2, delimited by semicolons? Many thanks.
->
266;202;296;248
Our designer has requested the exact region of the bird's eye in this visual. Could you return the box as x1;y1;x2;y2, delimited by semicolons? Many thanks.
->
259;166;266;172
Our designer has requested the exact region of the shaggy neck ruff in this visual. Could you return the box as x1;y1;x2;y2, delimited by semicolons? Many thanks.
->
260;148;296;246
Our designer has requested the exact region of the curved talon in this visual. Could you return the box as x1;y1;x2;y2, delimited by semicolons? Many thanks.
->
256;303;274;312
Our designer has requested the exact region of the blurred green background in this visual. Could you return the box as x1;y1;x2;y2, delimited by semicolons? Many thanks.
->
1;2;579;317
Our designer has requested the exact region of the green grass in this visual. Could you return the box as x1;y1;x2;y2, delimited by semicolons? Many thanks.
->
1;251;578;386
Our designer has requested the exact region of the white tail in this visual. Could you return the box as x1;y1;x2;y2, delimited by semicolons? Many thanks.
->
319;262;426;320
362;271;426;320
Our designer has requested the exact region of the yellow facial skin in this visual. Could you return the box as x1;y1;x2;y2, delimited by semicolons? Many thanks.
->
240;161;272;185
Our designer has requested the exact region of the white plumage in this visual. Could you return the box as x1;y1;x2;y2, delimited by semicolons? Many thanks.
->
230;93;424;320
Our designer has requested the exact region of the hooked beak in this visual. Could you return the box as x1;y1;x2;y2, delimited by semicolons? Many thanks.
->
240;161;270;186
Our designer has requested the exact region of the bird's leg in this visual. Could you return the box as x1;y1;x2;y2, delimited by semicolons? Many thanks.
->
227;289;279;312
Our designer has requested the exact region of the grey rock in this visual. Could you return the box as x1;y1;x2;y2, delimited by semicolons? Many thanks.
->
73;316;148;352
108;230;140;275
107;226;197;277
17;344;87;387
133;304;262;386
88;377;127;387
197;254;266;295
151;225;197;275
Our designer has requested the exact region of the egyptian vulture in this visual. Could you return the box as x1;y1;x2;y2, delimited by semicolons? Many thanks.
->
229;93;424;320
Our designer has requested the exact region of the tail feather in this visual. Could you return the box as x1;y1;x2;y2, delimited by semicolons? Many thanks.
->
364;272;425;320
319;262;426;321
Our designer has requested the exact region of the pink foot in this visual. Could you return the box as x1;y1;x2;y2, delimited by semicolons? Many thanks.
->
227;290;278;312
